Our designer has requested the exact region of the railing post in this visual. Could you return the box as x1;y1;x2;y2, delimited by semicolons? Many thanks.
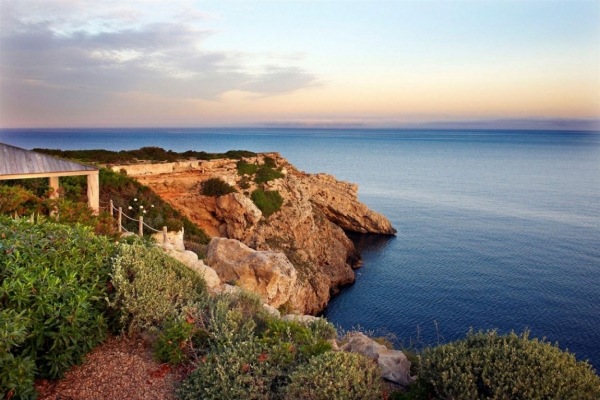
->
118;207;122;233
109;199;114;218
138;215;143;236
163;226;168;246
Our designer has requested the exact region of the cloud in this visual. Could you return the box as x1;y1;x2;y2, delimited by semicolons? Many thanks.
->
244;67;319;95
0;0;319;125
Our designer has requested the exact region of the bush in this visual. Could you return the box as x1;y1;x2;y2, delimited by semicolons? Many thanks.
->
0;309;36;400
237;160;259;176
0;185;39;216
260;318;334;365
284;351;382;400
178;339;275;400
263;156;278;168
108;244;208;334
419;329;600;400
254;165;284;184
0;218;116;397
201;178;237;197
251;189;283;218
184;240;207;259
179;315;335;400
205;294;259;349
154;319;198;365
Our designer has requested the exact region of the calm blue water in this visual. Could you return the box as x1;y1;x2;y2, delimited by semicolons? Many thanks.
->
2;128;599;368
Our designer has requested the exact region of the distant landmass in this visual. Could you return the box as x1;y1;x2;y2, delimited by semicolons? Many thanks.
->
257;118;600;131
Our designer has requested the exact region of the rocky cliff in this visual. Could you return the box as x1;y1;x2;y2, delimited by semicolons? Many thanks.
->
113;153;395;314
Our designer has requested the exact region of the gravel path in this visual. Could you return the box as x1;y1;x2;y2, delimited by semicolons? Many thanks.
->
35;336;179;400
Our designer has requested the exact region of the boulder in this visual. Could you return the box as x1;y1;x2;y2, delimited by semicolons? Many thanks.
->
340;332;415;386
189;260;221;289
152;229;185;251
164;248;221;289
206;237;298;308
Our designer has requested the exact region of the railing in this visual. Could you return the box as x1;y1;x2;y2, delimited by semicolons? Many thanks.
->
106;199;170;242
11;199;177;244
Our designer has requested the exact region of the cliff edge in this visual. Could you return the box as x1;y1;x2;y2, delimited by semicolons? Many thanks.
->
114;153;395;314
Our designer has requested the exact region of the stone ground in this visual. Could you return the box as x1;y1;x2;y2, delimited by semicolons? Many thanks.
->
35;336;180;400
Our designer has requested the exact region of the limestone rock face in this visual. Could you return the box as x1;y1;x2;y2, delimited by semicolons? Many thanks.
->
214;193;262;241
206;237;298;309
302;173;397;235
340;332;415;386
118;152;395;314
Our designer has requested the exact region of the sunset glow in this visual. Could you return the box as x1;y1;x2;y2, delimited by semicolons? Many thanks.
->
0;0;598;129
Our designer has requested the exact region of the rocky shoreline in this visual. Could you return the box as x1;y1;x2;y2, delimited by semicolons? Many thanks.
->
114;153;395;315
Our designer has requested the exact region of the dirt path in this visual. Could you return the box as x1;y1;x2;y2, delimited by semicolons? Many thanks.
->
35;336;179;400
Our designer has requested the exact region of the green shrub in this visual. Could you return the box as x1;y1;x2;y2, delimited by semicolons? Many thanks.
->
201;178;237;197
419;330;600;400
260;318;334;364
206;295;258;349
49;198;118;237
0;185;39;216
284;351;382;400
178;339;275;400
0;309;36;400
0;218;115;396
251;189;283;218
108;244;207;334
254;165;284;184
154;319;197;365
263;156;277;168
184;240;207;259
180;313;335;400
237;160;259;176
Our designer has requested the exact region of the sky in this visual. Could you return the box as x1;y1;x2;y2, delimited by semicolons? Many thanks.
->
0;0;599;129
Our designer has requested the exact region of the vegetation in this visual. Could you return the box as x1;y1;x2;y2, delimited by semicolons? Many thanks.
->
0;186;38;215
412;329;600;400
201;178;237;197
3;148;599;399
98;168;210;244
251;189;284;218
0;218;116;399
178;291;339;400
108;243;208;334
33;147;257;164
284;351;382;400
235;156;283;184
237;159;259;175
255;165;284;184
1;167;211;245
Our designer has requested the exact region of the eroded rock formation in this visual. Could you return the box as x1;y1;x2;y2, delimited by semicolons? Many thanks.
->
340;332;415;386
206;237;298;309
114;152;395;314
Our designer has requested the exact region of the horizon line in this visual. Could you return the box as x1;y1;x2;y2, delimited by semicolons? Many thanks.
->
1;117;600;132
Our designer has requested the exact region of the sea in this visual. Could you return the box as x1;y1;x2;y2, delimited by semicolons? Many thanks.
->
1;128;599;369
